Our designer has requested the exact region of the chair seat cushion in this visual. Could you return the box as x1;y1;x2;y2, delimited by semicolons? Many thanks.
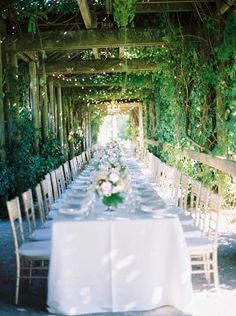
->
42;221;53;229
47;210;58;219
19;241;51;259
178;214;194;225
182;224;201;238
31;228;51;241
186;236;213;254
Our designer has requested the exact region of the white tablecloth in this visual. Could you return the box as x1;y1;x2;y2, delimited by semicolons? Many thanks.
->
47;209;192;315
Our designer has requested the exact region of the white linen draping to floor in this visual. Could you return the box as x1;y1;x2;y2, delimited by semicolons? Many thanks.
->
47;207;192;315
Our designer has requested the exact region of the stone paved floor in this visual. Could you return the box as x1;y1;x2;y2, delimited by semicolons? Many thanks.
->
0;215;236;316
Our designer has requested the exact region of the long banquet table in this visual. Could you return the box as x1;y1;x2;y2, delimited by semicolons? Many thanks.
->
47;155;192;315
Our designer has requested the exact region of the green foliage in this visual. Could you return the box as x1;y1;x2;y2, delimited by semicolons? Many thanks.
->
68;126;84;155
113;0;138;28
102;193;124;207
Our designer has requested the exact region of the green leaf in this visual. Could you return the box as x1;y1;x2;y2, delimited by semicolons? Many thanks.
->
28;15;36;33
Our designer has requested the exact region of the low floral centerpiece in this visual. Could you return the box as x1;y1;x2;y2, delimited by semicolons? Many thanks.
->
92;141;129;211
93;168;129;211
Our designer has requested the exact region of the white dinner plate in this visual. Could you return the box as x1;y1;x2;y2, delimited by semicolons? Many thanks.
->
58;208;87;216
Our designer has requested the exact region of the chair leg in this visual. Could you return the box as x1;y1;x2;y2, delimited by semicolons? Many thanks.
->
213;251;219;290
15;266;20;305
205;254;211;284
29;260;33;285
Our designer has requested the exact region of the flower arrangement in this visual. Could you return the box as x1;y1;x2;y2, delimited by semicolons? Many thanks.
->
93;169;129;209
92;140;129;210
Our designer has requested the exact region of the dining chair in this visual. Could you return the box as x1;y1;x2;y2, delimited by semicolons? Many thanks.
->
56;166;66;196
178;174;191;212
44;174;54;204
188;180;202;223
63;161;72;187
81;152;87;166
197;186;210;232
7;197;51;304
186;192;222;289
69;158;77;181
35;183;46;225
171;168;181;206
35;183;53;229
41;178;53;217
76;155;83;171
22;189;51;241
50;170;59;201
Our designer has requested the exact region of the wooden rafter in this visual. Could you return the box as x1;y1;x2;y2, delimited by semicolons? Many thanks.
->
3;27;203;52
76;0;99;60
60;81;113;87
77;0;97;29
136;2;194;12
217;0;236;14
106;0;113;15
40;58;160;75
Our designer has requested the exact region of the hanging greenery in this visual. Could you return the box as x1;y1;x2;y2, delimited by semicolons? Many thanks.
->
113;0;138;28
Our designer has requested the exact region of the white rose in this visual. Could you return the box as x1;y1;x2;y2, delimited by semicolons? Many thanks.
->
100;181;112;196
109;172;120;183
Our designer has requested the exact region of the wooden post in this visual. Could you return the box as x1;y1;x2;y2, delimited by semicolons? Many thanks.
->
63;96;68;159
68;96;74;158
138;103;144;150
88;110;92;147
29;61;40;151
48;77;55;135
56;82;64;154
41;66;49;143
0;35;5;160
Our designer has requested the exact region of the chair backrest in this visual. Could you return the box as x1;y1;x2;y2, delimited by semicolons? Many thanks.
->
56;166;65;195
50;170;59;200
158;162;168;188
45;173;54;204
35;183;46;224
153;157;161;184
85;149;91;162
69;158;77;181
161;165;176;195
63;161;71;186
171;168;181;206
198;186;210;231
41;178;52;215
22;189;36;237
189;179;201;222
179;174;191;209
7;197;25;257
207;193;222;245
76;155;83;171
81;152;87;165
148;153;154;173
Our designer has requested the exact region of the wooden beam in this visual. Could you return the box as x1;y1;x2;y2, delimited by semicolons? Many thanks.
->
0;35;5;160
136;2;194;12
3;28;168;52
40;58;160;75
106;0;113;15
217;0;236;14
119;47;125;58
61;81;113;87
92;48;99;59
182;149;236;178
144;139;158;147
77;0;97;28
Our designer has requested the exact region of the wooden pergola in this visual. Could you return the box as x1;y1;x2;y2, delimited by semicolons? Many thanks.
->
0;0;235;160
